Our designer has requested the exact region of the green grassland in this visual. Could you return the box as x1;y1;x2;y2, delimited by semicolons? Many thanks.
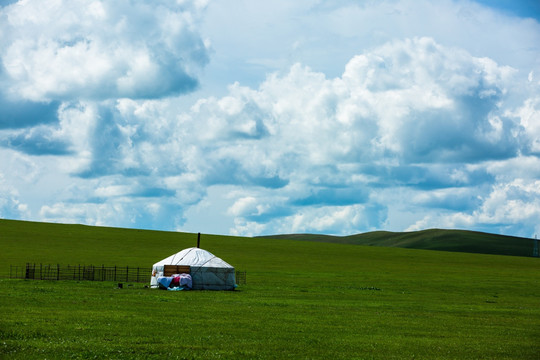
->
1;219;539;359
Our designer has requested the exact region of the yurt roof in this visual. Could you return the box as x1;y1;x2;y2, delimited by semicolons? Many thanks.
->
153;247;233;268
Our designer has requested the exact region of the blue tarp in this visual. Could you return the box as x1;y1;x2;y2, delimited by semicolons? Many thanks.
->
157;274;192;290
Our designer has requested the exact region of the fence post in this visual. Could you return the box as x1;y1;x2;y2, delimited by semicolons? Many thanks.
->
57;264;60;280
137;267;140;283
126;266;129;282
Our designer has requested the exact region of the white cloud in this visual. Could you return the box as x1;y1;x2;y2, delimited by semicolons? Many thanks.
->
181;37;524;177
199;0;540;93
485;156;540;181
411;187;480;210
230;203;385;236
407;179;540;237
0;0;209;102
17;36;533;236
38;196;187;230
94;184;132;198
228;196;259;217
178;37;536;235
476;180;540;224
514;97;540;153
0;173;29;219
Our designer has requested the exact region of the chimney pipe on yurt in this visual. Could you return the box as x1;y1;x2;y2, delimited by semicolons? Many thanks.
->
197;232;201;248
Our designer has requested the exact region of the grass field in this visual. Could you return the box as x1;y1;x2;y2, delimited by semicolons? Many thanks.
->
1;219;539;359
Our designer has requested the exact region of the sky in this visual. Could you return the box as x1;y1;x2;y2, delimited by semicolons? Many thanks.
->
1;0;539;238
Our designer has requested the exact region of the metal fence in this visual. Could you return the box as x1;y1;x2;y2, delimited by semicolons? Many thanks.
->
10;263;247;285
235;270;247;285
11;263;151;283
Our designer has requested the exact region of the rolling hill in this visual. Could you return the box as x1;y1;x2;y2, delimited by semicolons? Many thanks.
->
259;228;537;257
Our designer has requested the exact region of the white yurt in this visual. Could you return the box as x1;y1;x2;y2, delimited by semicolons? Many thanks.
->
150;247;236;290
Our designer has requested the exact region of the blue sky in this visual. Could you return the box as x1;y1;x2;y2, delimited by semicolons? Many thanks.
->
475;0;540;20
1;0;539;238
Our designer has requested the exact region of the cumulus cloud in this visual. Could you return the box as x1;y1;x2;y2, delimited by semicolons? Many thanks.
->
35;36;534;236
118;36;533;235
407;179;540;237
0;173;28;219
35;173;194;230
2;7;539;237
38;198;186;231
180;37;523;177
231;38;535;235
512;96;540;154
200;0;540;92
0;0;211;160
0;0;211;201
0;0;209;103
230;203;387;237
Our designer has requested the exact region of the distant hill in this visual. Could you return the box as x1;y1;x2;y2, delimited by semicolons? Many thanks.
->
258;229;537;257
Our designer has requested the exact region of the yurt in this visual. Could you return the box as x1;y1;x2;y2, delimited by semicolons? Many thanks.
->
150;247;236;290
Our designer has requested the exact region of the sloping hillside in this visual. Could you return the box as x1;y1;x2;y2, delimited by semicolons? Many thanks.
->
260;228;536;257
